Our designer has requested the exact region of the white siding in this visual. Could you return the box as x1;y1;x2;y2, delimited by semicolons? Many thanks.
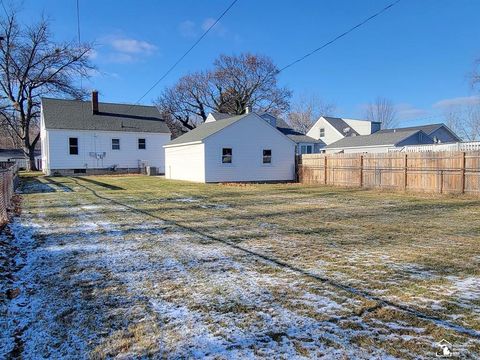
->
326;145;394;154
165;143;205;182
343;118;377;135
307;117;344;145
203;115;295;182
43;128;170;172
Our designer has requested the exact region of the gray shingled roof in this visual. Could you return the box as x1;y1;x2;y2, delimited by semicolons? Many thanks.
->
376;124;443;135
326;129;424;148
41;98;170;133
209;112;232;121
323;116;359;136
165;114;248;146
275;119;324;144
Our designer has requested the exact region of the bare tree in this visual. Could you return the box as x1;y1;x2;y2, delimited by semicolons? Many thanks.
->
472;58;480;91
444;103;480;141
156;72;210;130
287;94;336;133
212;54;291;115
156;53;291;131
0;9;94;170
364;97;398;129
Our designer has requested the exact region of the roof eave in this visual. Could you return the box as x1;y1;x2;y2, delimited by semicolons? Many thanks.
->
163;140;203;148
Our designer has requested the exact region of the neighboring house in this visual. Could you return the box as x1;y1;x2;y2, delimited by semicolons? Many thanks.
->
164;113;296;183
374;123;461;144
261;114;324;154
40;91;171;176
326;129;434;153
308;117;462;154
0;149;41;170
207;111;324;154
307;116;381;145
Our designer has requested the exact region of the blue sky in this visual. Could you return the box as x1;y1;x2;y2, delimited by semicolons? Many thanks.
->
16;0;480;126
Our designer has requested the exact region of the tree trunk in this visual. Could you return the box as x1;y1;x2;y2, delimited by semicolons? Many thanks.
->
23;144;37;171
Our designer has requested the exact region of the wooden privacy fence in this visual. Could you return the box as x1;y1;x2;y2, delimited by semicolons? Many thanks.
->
0;162;19;225
298;151;480;195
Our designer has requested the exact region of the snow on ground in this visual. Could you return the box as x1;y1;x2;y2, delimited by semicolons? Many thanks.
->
1;181;480;358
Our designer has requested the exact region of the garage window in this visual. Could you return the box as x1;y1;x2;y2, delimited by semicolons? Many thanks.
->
263;149;272;164
222;148;232;163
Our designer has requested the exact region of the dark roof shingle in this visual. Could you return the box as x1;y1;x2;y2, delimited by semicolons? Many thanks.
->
326;129;426;148
323;116;359;136
275;119;324;144
41;98;170;133
376;124;443;135
165;114;248;146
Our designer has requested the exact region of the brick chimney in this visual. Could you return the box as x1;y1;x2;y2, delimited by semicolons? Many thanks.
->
91;90;99;114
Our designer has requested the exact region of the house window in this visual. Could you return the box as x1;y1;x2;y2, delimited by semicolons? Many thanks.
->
319;128;325;137
222;148;232;163
112;138;120;150
263;149;272;164
301;145;313;154
69;137;78;155
138;138;146;150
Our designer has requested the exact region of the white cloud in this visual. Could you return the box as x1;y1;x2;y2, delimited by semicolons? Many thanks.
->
396;103;429;120
94;35;158;64
178;18;227;38
110;38;157;54
432;96;480;109
178;20;197;38
201;18;227;36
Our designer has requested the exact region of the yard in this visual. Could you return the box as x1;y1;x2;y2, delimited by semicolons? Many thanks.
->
1;174;480;358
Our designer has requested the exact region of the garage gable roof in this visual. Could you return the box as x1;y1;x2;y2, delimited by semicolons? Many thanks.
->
165;114;249;146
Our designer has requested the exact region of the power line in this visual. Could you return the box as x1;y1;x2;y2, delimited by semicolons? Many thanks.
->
130;0;238;108
76;0;81;43
277;0;402;74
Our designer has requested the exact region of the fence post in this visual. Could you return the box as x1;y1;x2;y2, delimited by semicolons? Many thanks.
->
324;155;327;185
359;155;363;187
439;170;444;194
461;151;466;194
404;154;408;190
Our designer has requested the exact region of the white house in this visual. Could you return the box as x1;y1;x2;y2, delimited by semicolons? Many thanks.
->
40;92;171;176
164;113;296;183
207;111;324;154
307;116;381;145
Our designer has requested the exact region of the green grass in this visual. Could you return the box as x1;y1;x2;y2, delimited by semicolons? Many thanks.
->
12;174;480;358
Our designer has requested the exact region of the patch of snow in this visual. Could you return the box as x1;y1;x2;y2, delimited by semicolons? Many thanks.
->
175;197;199;203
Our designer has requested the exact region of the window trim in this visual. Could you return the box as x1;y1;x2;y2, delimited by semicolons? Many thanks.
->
221;147;233;164
112;138;120;150
138;138;146;150
262;149;272;164
300;145;313;154
69;137;79;155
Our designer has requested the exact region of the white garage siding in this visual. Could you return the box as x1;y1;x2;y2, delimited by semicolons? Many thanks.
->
165;143;205;182
204;115;296;182
44;129;170;173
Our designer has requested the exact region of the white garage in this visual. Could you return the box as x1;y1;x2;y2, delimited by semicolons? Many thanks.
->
164;113;296;183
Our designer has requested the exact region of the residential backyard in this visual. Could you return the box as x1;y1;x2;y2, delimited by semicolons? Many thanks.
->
1;174;480;358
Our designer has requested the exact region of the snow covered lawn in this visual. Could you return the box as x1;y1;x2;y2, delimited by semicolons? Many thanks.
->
1;175;479;358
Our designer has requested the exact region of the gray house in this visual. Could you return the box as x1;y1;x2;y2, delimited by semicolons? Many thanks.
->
326;123;461;154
